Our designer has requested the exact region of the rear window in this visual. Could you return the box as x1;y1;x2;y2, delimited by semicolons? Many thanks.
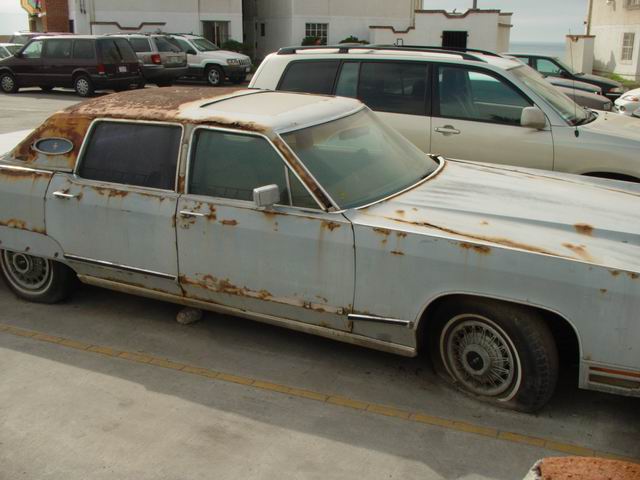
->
73;39;95;59
154;36;182;53
128;37;151;53
278;61;340;95
78;122;182;190
97;38;138;63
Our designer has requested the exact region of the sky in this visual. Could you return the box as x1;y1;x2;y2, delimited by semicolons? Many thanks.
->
0;1;29;36
423;0;588;44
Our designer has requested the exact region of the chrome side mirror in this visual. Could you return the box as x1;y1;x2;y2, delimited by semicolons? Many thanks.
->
521;106;547;130
253;184;280;208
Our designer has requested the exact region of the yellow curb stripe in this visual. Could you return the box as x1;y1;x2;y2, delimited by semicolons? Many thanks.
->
1;321;637;462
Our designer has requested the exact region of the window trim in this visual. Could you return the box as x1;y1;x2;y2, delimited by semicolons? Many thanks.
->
621;32;635;63
74;118;185;193
185;125;326;212
432;63;534;127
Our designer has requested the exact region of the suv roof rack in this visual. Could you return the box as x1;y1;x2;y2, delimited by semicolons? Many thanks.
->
276;44;489;62
370;44;503;58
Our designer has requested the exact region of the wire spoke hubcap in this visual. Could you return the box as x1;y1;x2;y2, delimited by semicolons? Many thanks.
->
1;76;14;91
2;251;52;292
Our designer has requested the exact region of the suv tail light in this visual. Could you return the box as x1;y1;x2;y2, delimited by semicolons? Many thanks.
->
151;54;162;65
97;64;106;74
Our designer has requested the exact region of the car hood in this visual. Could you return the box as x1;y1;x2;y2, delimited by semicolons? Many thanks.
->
351;160;640;272
201;49;250;61
576;72;620;88
580;111;640;141
548;77;600;93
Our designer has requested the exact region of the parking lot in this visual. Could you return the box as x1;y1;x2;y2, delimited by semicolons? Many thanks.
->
1;89;639;479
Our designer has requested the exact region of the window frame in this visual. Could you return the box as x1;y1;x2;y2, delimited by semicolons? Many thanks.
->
185;125;325;212
305;23;329;43
621;32;635;62
432;63;534;127
74;118;185;193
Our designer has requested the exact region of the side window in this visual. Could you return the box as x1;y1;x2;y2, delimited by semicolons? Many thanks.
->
154;36;182;53
535;58;563;77
22;40;43;59
129;38;152;53
335;62;359;98
0;48;7;59
173;38;193;53
189;130;289;203
437;66;531;126
278;61;340;95
358;62;429;115
43;39;72;59
73;40;95;59
78;122;181;190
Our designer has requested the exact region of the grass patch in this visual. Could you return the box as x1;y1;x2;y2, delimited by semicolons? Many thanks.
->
604;73;640;90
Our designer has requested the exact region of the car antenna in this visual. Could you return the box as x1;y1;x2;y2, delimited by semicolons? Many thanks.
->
568;31;580;137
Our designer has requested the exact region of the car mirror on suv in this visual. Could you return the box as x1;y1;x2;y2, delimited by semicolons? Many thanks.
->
186;48;197;55
520;106;547;130
253;184;280;208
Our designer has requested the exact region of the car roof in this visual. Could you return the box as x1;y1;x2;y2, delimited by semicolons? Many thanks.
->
30;35;102;40
63;87;363;134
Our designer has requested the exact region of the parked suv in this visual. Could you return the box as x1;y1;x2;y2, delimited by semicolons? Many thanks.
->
251;45;640;181
111;33;187;87
0;35;141;97
0;44;21;59
508;53;625;100
168;34;251;86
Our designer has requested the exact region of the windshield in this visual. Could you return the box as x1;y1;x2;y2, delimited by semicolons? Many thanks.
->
6;45;21;55
510;65;589;125
192;38;219;52
282;109;438;209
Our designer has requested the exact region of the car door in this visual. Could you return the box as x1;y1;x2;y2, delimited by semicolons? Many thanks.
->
172;37;199;74
176;127;354;331
45;120;183;294
430;64;554;169
41;38;73;87
12;39;44;86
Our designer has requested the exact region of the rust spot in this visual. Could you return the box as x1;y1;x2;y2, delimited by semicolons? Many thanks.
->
459;242;491;255
411;208;418;212
91;186;129;198
396;232;407;238
574;223;594;236
610;270;621;277
628;272;639;280
373;227;391;236
396;209;405;216
0;218;27;229
206;205;217;221
177;174;186;194
600;288;607;294
562;243;593;261
0;167;52;182
390;250;404;256
220;219;238;226
322;220;341;231
480;220;489;226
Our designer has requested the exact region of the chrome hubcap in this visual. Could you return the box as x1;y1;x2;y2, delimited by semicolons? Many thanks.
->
2;251;52;292
441;315;518;397
207;69;220;85
1;75;14;91
76;78;89;95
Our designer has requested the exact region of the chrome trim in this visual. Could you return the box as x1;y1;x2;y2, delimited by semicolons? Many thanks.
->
64;254;177;281
348;314;413;328
52;191;77;199
0;164;53;176
179;210;205;218
32;137;74;155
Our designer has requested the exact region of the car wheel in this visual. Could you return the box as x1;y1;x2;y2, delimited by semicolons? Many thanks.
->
0;72;18;93
74;75;94;97
155;80;173;87
429;297;558;412
205;65;224;87
136;79;147;89
0;250;75;304
39;85;53;92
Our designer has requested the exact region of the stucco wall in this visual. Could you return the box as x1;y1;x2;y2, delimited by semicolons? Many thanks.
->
591;24;640;79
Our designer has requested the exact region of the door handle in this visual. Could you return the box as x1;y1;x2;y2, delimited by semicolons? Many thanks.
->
179;210;205;218
52;191;77;199
434;125;461;135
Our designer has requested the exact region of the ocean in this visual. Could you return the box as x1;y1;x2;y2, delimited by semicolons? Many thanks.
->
509;42;565;58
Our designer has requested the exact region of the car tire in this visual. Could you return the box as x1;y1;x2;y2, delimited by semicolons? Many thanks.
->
205;65;224;87
155;81;173;87
0;72;18;93
39;85;53;92
74;74;94;97
429;297;558;412
136;79;147;89
0;250;75;304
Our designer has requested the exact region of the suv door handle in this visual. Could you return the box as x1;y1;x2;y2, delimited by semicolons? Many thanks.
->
434;125;461;135
179;210;205;218
52;191;77;199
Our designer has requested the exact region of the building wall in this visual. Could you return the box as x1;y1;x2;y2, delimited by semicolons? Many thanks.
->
42;0;71;32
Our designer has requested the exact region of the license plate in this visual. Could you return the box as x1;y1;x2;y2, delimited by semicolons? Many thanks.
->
118;66;127;73
245;67;250;73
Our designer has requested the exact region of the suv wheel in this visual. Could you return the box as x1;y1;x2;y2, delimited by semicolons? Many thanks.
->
0;72;18;93
205;65;224;87
74;75;95;97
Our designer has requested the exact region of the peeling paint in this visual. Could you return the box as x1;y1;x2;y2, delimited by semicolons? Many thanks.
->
562;243;594;262
220;219;238;226
390;250;404;256
321;220;341;231
459;242;491;255
574;223;594;236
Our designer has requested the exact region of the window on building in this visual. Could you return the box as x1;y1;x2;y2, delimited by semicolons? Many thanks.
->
305;23;328;45
278;60;340;95
622;33;635;61
79;122;182;191
625;0;640;9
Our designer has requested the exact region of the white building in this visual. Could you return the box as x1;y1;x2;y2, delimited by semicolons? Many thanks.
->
68;0;243;46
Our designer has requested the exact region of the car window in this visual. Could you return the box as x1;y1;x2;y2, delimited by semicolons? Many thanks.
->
128;38;151;53
7;45;21;55
22;40;43;59
72;40;95;59
192;38;219;52
357;62;429;115
335;62;359;98
43;39;72;59
0;47;7;59
97;38;137;63
172;37;193;53
78;122;181;190
278;61;340;95
189;130;292;203
154;36;182;53
536;58;564;77
437;66;531;126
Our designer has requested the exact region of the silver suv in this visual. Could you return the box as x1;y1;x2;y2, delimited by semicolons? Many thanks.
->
169;34;251;86
111;34;187;87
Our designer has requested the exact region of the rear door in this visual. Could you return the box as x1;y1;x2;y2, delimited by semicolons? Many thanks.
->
41;38;73;87
96;38;139;78
430;64;554;170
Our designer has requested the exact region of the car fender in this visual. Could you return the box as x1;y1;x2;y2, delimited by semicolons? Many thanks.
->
70;67;92;79
0;226;65;261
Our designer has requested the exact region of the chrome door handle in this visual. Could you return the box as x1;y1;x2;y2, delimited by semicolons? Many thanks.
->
434;125;461;135
52;191;77;199
179;210;205;218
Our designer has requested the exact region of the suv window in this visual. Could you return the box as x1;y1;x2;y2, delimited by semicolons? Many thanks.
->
79;122;181;190
189;130;291;203
436;66;531;126
22;40;43;59
97;38;137;63
73;39;95;59
154;36;182;53
43;39;72;59
172;37;193;53
535;58;564;77
128;37;151;53
278;61;340;95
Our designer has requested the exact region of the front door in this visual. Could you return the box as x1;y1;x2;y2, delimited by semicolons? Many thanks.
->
177;127;354;330
430;64;554;170
45;120;183;294
12;39;44;86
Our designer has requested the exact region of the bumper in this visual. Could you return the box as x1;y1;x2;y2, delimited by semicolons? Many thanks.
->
91;74;141;90
614;102;640;116
222;64;252;78
142;65;189;82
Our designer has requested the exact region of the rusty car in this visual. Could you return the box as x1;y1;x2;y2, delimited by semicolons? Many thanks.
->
0;87;639;412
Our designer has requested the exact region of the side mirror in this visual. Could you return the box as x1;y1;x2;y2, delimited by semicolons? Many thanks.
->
14;52;23;58
187;48;197;55
521;106;547;130
253;184;280;208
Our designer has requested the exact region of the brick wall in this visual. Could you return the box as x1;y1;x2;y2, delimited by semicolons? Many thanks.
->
42;0;70;32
